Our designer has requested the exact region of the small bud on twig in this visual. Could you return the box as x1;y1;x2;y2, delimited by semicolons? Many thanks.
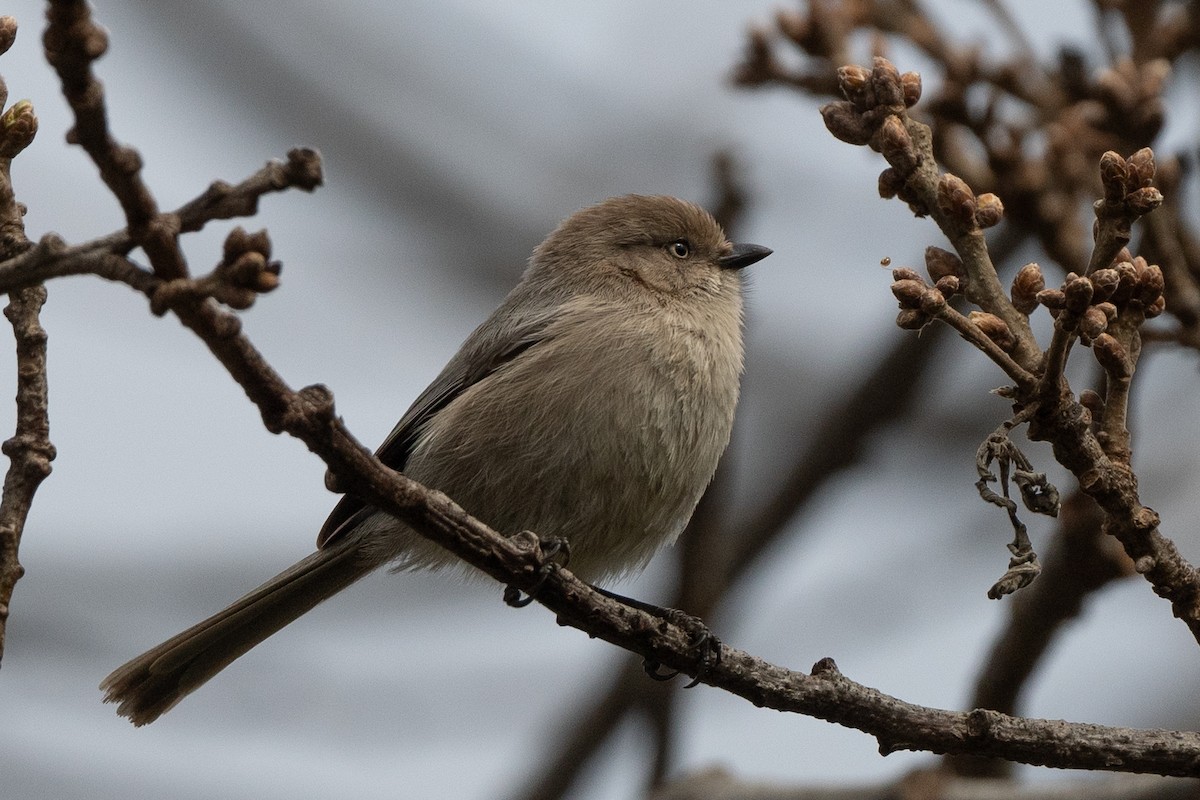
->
900;71;922;107
925;246;965;285
896;308;930;330
0;99;37;158
1011;263;1044;315
937;173;977;228
974;193;1004;229
969;311;1015;351
0;16;17;56
1089;268;1120;302
891;278;926;308
821;101;873;146
1093;333;1132;379
879;115;919;174
1062;273;1094;314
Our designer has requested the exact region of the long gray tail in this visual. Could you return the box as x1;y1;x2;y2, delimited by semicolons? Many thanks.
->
101;541;378;725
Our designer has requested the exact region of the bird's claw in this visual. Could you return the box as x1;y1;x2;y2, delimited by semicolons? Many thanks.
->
503;533;571;608
641;608;721;688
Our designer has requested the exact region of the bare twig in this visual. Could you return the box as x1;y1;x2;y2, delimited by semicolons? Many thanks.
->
0;14;50;664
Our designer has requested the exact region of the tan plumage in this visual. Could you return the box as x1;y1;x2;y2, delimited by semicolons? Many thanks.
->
101;195;770;725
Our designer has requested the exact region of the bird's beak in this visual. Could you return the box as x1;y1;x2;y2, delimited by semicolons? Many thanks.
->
718;243;772;270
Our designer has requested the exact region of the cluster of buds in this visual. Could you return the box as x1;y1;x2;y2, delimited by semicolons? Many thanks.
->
891;246;1014;354
1027;255;1165;377
935;173;1004;231
148;227;281;316
822;57;921;146
1098;148;1162;219
210;227;281;309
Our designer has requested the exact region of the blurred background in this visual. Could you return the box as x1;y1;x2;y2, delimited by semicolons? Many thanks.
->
3;1;1200;798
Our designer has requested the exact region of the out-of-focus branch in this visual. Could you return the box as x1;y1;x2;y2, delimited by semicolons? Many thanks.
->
0;15;51;664
652;766;1200;800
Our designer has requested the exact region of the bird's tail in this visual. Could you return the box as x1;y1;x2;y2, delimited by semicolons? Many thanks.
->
101;540;379;725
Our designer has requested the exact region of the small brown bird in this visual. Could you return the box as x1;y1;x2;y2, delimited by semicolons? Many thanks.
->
101;194;771;724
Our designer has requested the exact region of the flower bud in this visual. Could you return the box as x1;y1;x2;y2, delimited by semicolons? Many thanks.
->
892;278;926;308
891;266;922;282
1063;273;1094;314
0;99;37;158
821;101;872;145
900;71;922;107
1128;147;1156;187
1093;333;1131;379
896;308;930;330
1089;268;1120;302
974;193;1004;229
1011;263;1045;315
879;115;919;174
1036;288;1066;309
925;246;965;283
937;173;977;228
1080;306;1109;340
969;311;1015;351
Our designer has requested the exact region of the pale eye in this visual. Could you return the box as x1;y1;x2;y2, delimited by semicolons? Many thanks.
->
667;239;691;259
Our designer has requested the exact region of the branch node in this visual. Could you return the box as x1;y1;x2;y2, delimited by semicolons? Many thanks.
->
810;656;841;677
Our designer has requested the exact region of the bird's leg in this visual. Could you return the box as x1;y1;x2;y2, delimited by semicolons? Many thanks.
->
589;586;721;688
502;534;571;608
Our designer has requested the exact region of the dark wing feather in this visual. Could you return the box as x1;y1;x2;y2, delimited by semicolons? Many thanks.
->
315;303;557;548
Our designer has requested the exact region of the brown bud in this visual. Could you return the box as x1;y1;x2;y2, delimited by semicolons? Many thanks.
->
900;71;922;107
937;173;977;228
878;167;903;199
934;275;961;296
892;278;926;308
1111;260;1139;305
969;311;1015;351
1079;389;1105;419
1094;302;1118;322
891;266;922;282
1099;151;1128;204
245;229;272;259
1128;147;1156;187
1080;306;1109;341
1126;186;1163;216
0;100;37;158
924;246;964;283
974;193;1004;229
0;16;16;56
879;115;919;174
1089;268;1120;302
821;101;872;146
224;226;250;259
1011;263;1045;315
896;308;930;330
1062;273;1093;314
918;286;947;315
871;57;904;108
1093;333;1131;379
1136;263;1164;306
837;64;871;99
1036;288;1066;309
1146;295;1166;318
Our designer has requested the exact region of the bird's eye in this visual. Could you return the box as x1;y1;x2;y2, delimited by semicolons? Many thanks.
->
667;240;691;259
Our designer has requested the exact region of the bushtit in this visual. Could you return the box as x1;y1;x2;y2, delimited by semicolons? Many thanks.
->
102;194;770;725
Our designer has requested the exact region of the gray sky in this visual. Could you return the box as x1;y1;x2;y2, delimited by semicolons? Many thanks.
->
4;1;1200;798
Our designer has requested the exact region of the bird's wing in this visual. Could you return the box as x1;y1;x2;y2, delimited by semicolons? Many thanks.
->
315;303;559;549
